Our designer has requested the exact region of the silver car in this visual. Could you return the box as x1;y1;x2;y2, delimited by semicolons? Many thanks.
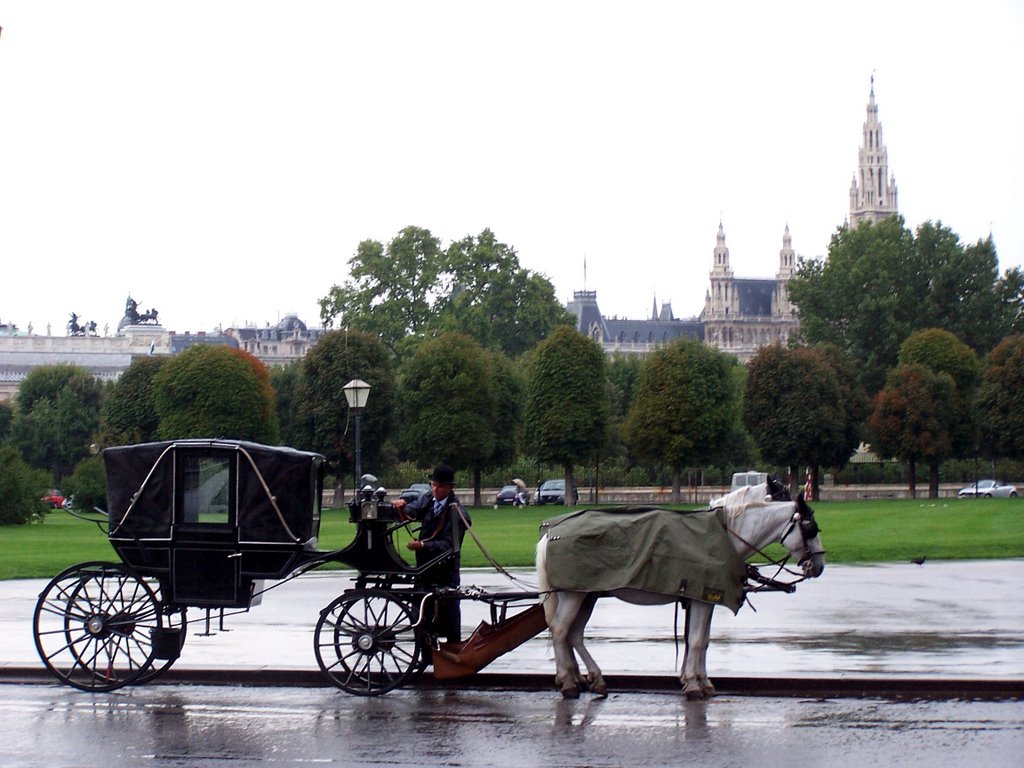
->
957;479;1018;498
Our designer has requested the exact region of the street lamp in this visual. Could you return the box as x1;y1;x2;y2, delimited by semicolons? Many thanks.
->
342;378;371;497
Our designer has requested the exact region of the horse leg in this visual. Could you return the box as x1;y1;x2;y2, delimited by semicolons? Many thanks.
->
566;593;606;697
680;603;716;699
549;592;587;698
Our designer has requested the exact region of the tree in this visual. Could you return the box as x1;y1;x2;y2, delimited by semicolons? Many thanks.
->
319;226;573;361
622;339;739;502
297;329;396;499
814;344;871;486
0;400;12;441
790;217;1018;394
270;361;308;449
399;333;501;505
0;444;50;525
227;347;280;442
483;348;524;472
868;364;955;499
524;326;608;504
897;328;979;484
438;229;576;357
976;335;1024;460
742;345;847;494
99;356;168;446
11;364;102;482
61;455;107;516
153;345;279;444
319;226;443;357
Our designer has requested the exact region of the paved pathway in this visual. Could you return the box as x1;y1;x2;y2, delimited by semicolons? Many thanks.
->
6;560;1024;680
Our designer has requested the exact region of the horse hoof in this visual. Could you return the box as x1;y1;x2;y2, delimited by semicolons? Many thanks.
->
560;686;581;700
587;673;608;697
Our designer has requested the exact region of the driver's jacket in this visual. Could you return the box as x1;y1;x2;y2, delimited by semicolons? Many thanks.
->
403;492;471;588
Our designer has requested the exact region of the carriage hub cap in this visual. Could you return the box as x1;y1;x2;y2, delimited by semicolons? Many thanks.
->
356;633;375;652
86;615;106;635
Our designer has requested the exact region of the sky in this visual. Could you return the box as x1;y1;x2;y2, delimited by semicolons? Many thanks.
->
1;1;1022;337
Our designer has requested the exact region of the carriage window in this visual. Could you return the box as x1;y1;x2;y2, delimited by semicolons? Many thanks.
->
180;455;232;525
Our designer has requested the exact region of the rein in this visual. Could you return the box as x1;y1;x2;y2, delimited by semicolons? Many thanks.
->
454;505;541;592
724;508;822;594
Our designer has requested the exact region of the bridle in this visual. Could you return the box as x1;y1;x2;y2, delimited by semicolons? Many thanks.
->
729;500;826;595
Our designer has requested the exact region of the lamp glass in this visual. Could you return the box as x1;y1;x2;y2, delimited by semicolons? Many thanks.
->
343;378;371;410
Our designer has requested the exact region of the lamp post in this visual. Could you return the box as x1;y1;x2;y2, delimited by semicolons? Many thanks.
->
342;378;371;497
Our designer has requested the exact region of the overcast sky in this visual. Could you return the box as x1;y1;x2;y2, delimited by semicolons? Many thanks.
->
1;1;1021;337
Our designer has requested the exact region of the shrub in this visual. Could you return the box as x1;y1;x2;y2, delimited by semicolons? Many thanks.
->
61;455;108;515
0;444;50;524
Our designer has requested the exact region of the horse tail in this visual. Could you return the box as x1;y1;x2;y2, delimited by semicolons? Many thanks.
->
535;534;557;625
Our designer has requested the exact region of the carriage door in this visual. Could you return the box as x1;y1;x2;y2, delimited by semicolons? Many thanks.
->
171;450;242;605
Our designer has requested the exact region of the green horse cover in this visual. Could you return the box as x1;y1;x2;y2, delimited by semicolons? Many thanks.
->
541;507;748;613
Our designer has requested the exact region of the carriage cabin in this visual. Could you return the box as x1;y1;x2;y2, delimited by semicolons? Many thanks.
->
104;439;324;609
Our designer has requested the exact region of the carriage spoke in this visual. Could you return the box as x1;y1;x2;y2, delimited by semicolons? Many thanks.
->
33;562;160;691
314;589;421;696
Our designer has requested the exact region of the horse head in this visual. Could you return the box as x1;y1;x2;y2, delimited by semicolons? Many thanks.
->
766;474;791;501
781;492;825;578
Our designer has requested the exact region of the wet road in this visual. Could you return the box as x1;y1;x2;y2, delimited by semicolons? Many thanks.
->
5;561;1023;680
2;683;1022;768
3;561;1022;766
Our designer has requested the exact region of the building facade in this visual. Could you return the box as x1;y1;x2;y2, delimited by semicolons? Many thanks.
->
224;314;326;366
0;313;323;402
701;222;800;362
571;83;896;363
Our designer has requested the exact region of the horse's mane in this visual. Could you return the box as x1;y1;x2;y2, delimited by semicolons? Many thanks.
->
712;483;790;527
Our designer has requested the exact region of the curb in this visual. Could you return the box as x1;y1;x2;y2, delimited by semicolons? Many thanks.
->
2;667;1021;700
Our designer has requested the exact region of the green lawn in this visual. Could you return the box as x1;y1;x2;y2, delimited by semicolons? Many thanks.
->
1;497;1021;580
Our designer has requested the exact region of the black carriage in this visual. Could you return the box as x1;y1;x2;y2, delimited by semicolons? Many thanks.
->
32;439;542;695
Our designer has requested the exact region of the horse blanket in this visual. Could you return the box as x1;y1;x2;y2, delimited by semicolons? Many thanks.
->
541;506;747;613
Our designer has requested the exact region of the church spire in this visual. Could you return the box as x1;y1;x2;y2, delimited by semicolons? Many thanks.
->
710;221;733;278
777;224;795;280
849;77;899;226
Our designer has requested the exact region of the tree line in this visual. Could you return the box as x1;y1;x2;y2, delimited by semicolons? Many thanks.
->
2;218;1022;523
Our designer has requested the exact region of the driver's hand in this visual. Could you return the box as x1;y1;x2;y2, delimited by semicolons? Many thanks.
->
393;498;408;519
407;539;423;551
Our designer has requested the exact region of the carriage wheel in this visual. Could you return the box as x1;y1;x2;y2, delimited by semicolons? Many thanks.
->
33;561;161;692
314;589;422;695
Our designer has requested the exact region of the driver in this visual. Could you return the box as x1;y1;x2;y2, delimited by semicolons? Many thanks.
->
392;464;470;643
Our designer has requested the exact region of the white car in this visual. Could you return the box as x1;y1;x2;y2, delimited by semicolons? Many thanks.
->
957;480;1018;498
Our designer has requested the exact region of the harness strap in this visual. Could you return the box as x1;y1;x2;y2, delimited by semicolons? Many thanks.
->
454;505;541;592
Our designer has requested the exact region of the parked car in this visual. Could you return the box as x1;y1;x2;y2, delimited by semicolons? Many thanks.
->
495;485;521;506
957;480;1018;498
42;490;70;509
398;483;431;502
536;479;578;505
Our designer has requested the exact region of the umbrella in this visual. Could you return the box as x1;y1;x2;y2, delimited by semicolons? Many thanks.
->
512;478;526;490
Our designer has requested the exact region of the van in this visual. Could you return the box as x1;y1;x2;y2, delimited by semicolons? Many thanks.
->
730;471;767;491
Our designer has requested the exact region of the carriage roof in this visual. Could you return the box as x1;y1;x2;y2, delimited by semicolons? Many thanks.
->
104;439;324;544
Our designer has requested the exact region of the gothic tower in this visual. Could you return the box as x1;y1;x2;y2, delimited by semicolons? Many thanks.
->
706;221;734;317
773;224;796;314
849;77;899;226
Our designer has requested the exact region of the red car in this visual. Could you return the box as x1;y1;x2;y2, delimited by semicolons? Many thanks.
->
42;490;69;509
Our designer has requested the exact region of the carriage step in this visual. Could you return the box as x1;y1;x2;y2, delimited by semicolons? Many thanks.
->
151;627;185;660
432;604;547;680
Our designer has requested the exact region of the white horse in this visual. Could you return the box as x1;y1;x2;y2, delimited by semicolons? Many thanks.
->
536;480;825;699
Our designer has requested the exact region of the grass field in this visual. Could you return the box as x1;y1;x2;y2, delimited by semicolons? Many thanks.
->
1;497;1021;580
